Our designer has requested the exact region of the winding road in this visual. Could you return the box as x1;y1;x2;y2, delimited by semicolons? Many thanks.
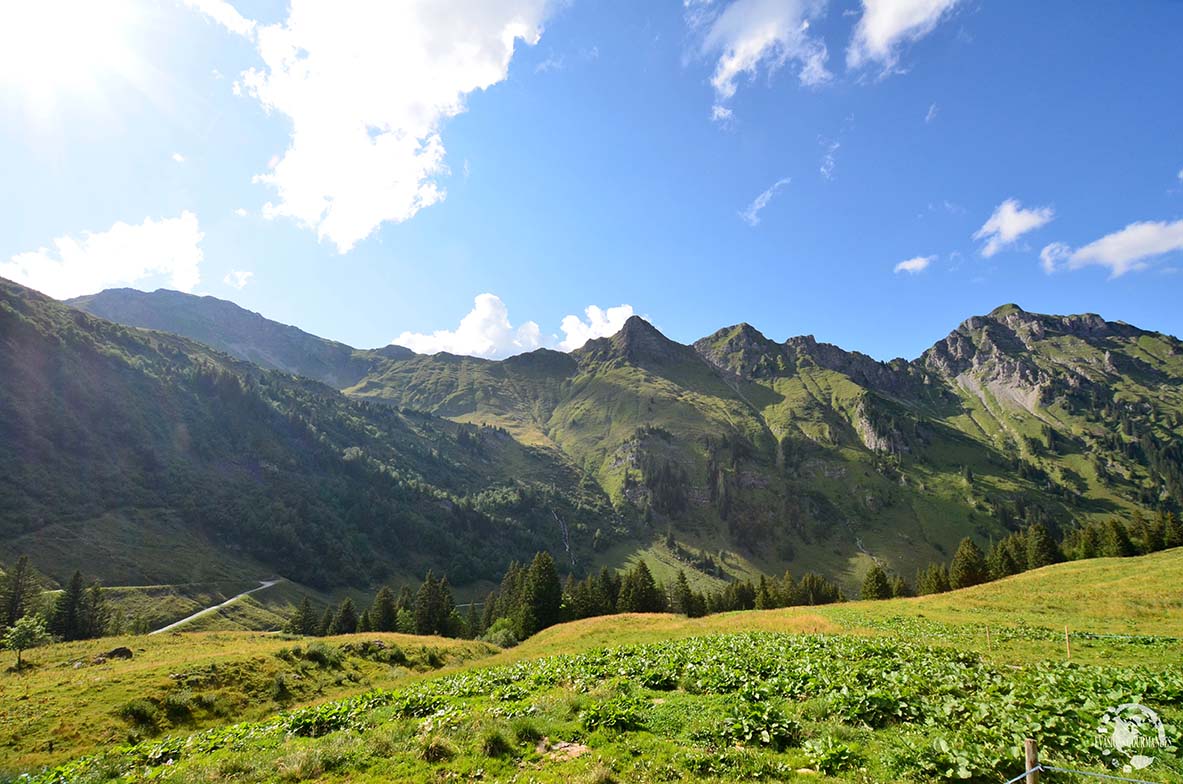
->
148;579;281;635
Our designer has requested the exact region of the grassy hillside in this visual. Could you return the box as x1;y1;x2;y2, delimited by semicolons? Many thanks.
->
11;551;1182;782
0;632;494;773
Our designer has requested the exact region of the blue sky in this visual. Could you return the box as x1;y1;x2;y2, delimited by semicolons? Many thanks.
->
1;0;1181;361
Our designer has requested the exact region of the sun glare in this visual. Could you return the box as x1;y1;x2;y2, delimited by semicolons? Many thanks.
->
0;0;138;109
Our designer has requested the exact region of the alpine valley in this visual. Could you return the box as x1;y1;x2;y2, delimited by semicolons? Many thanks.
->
0;277;1173;602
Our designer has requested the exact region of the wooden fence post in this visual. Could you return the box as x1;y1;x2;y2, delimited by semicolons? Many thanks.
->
1064;625;1071;660
1025;738;1039;783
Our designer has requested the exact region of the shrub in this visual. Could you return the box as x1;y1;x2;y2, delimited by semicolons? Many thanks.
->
420;736;456;763
479;728;514;758
118;698;160;728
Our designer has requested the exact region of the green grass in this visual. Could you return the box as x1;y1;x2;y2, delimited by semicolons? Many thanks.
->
0;632;494;773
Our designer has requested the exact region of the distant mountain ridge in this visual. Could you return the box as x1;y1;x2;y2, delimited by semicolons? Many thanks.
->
9;281;1182;594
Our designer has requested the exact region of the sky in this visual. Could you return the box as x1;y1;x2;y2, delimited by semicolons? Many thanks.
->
1;0;1181;362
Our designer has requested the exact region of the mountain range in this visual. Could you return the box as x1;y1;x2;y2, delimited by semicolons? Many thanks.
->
1;278;1179;595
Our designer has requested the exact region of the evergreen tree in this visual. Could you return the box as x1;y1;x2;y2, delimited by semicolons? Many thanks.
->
987;539;1020;580
754;575;774;609
395;586;415;614
49;571;86;641
357;609;371;633
1102;519;1136;557
1025;523;1061;569
617;561;663;612
860;564;891;600
517;552;562;638
414;571;441;636
330;598;358;635
669;570;694;615
1077;525;1102;559
480;591;498;632
888;574;912;598
288;596;318;635
1164;512;1183;549
465;602;479;639
949;538;987;589
81;582;108;639
916;563;951;595
370;586;398;632
396;608;415;634
796;573;842;605
1;555;38;629
318;607;334;637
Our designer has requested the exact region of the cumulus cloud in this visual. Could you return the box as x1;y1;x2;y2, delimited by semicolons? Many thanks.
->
696;0;830;121
739;176;791;226
0;212;203;299
223;270;254;289
171;152;186;163
973;198;1054;257
233;207;249;217
186;0;553;253
894;255;933;274
1040;220;1183;278
391;295;635;358
183;0;256;37
558;304;635;351
847;0;960;72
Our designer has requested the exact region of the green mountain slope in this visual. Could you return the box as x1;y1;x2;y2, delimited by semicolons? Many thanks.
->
1;278;612;589
33;283;1183;593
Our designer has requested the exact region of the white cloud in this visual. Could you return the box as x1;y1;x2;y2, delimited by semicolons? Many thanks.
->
0;212;203;299
233;207;249;217
223;270;254;289
558;304;635;351
847;0;960;72
1040;220;1183;278
1177;168;1183;183
187;0;553;253
925;102;938;123
697;0;830;121
392;294;543;358
171;152;186;163
819;137;839;180
391;295;635;358
894;255;933;274
739;176;791;226
973;198;1054;257
183;0;256;37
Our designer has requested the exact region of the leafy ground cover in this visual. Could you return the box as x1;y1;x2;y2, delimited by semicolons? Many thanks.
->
27;633;1182;783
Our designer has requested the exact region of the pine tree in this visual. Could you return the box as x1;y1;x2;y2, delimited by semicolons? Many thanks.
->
357;609;371;633
330;598;358;635
888;574;912;598
617;561;663;612
949;538;987;589
318;607;334;637
1;555;38;629
1077;525;1102;559
754;575;774;609
1164;512;1183;549
464;602;479;639
517;552;562;638
480;591;498;633
860;564;891;600
81;582;108;639
1025;523;1061;569
414;571;440;635
916;563;951;595
370;586;398;632
288;596;318;635
50;571;86;641
1102;520;1136;557
669;570;694;615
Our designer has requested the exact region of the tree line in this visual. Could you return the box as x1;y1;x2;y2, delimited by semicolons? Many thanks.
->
290;552;845;647
858;512;1183;600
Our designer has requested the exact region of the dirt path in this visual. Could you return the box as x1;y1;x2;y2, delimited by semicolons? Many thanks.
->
148;579;281;635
